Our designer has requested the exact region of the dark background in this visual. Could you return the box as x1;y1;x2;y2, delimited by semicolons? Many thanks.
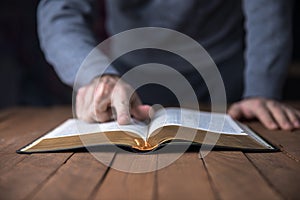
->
0;0;299;109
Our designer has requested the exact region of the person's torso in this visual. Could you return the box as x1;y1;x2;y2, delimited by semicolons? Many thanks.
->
105;0;245;67
103;0;245;103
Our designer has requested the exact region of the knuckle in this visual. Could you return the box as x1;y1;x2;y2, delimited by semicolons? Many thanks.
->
77;87;86;96
103;84;113;95
100;75;118;85
268;100;277;107
94;92;108;106
254;100;264;108
76;93;82;103
267;101;284;112
120;99;130;106
123;84;133;92
115;81;131;91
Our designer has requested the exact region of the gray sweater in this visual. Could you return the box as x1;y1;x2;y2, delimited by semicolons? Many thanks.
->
37;0;293;101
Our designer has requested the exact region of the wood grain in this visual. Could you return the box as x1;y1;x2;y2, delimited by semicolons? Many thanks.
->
0;153;72;199
156;152;215;200
201;151;281;200
0;106;72;153
0;107;72;176
247;122;300;162
31;152;115;200
1;105;300;200
246;152;300;199
94;152;157;200
0;107;73;199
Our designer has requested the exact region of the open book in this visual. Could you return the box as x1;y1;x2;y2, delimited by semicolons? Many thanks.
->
18;108;275;153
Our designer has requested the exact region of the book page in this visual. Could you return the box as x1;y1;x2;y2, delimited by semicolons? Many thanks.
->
148;108;245;136
43;119;149;141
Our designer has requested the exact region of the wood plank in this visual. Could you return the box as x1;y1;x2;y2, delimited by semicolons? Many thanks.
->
0;153;29;176
0;106;72;177
0;107;17;123
156;152;215;200
246;122;300;162
1;104;299;199
94;152;157;200
201;151;281;200
31;152;115;200
246;152;300;200
0;106;72;153
0;108;22;150
0;107;73;199
0;107;70;175
0;153;72;200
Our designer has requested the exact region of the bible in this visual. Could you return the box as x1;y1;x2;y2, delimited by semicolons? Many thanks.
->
18;107;275;153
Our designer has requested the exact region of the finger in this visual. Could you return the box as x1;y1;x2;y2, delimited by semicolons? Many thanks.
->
266;102;292;130
93;98;113;122
96;96;111;113
295;109;300;118
111;90;131;125
76;88;85;119
132;105;151;121
93;81;114;106
92;86;112;122
94;109;113;123
228;103;243;119
84;84;96;111
130;94;151;121
254;103;278;130
284;108;300;128
78;86;97;122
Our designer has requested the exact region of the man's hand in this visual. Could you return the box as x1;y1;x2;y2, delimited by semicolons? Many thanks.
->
228;98;300;130
76;75;150;125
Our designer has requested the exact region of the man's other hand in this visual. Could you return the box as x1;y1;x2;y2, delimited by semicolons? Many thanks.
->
76;75;150;125
228;98;300;130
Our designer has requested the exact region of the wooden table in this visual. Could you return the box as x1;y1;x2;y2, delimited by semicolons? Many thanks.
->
1;105;300;200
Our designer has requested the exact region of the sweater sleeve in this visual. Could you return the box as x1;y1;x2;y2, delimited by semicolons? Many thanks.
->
242;0;293;100
37;0;118;88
